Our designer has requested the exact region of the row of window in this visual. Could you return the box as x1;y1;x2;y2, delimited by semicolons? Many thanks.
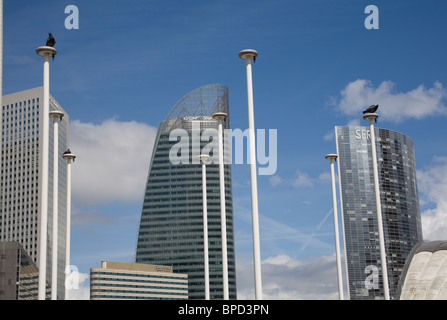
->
92;271;186;281
90;288;188;297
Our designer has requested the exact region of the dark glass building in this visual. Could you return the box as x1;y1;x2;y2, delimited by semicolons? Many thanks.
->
135;84;237;299
335;126;423;300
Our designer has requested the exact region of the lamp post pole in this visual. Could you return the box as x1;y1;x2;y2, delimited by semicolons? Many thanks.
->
49;110;64;300
325;154;344;300
212;111;229;300
199;154;210;300
0;0;3;150
36;45;57;300
363;113;390;300
62;149;76;300
239;49;262;300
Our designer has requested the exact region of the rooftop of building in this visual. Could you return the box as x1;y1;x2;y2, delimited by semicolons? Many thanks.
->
96;261;174;274
397;240;447;300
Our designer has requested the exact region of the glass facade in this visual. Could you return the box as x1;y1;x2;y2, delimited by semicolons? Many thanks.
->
0;87;69;299
135;84;237;300
335;126;423;300
0;241;50;300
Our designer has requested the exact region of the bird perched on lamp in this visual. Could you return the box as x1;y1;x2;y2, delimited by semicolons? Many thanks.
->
46;33;56;60
362;104;378;114
363;104;379;123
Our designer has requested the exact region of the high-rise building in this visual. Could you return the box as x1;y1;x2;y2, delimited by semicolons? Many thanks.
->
0;241;50;300
335;125;423;300
0;87;69;299
90;261;188;300
135;84;237;299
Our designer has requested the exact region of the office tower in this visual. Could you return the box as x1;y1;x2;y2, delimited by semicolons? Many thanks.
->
0;87;69;299
90;261;188;300
335;125;423;300
135;84;237;300
0;241;49;300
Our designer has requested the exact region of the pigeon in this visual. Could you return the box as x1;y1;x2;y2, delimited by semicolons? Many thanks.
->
46;33;56;60
46;33;56;47
362;104;378;114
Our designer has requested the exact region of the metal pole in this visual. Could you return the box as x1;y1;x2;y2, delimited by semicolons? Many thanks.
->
36;45;57;300
363;113;390;300
199;155;210;300
0;0;3;149
325;154;344;300
239;49;262;300
212;112;229;300
0;0;3;190
62;150;75;300
50;111;63;300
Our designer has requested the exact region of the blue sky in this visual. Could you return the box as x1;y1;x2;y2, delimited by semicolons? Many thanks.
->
3;0;447;299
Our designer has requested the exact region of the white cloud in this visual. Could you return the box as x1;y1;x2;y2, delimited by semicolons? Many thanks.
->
269;175;282;187
418;157;447;240
318;171;331;182
236;254;343;300
292;170;314;188
70;118;157;206
66;271;90;300
334;79;447;122
323;130;334;141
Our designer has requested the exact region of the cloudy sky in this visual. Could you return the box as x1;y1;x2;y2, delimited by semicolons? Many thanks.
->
3;0;447;300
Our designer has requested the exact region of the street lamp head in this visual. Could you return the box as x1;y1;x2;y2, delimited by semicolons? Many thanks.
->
363;113;378;122
325;154;338;161
238;49;258;61
49;110;64;120
212;112;228;121
36;46;57;58
198;154;211;164
62;149;76;162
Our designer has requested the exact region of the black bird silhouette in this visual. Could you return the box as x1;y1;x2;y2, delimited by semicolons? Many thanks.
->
46;33;56;47
362;104;378;114
46;33;56;60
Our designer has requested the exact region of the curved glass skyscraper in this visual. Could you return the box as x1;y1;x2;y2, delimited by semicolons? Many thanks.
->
135;84;237;300
335;126;423;300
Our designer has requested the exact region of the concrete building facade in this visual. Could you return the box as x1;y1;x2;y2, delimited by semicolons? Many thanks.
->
90;261;188;300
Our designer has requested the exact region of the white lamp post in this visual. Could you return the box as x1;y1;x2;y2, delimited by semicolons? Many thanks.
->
239;49;262;300
212;111;229;300
325;154;344;300
36;44;57;300
199;154;210;300
363;112;390;300
0;0;3;151
62;149;76;299
49;110;64;300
